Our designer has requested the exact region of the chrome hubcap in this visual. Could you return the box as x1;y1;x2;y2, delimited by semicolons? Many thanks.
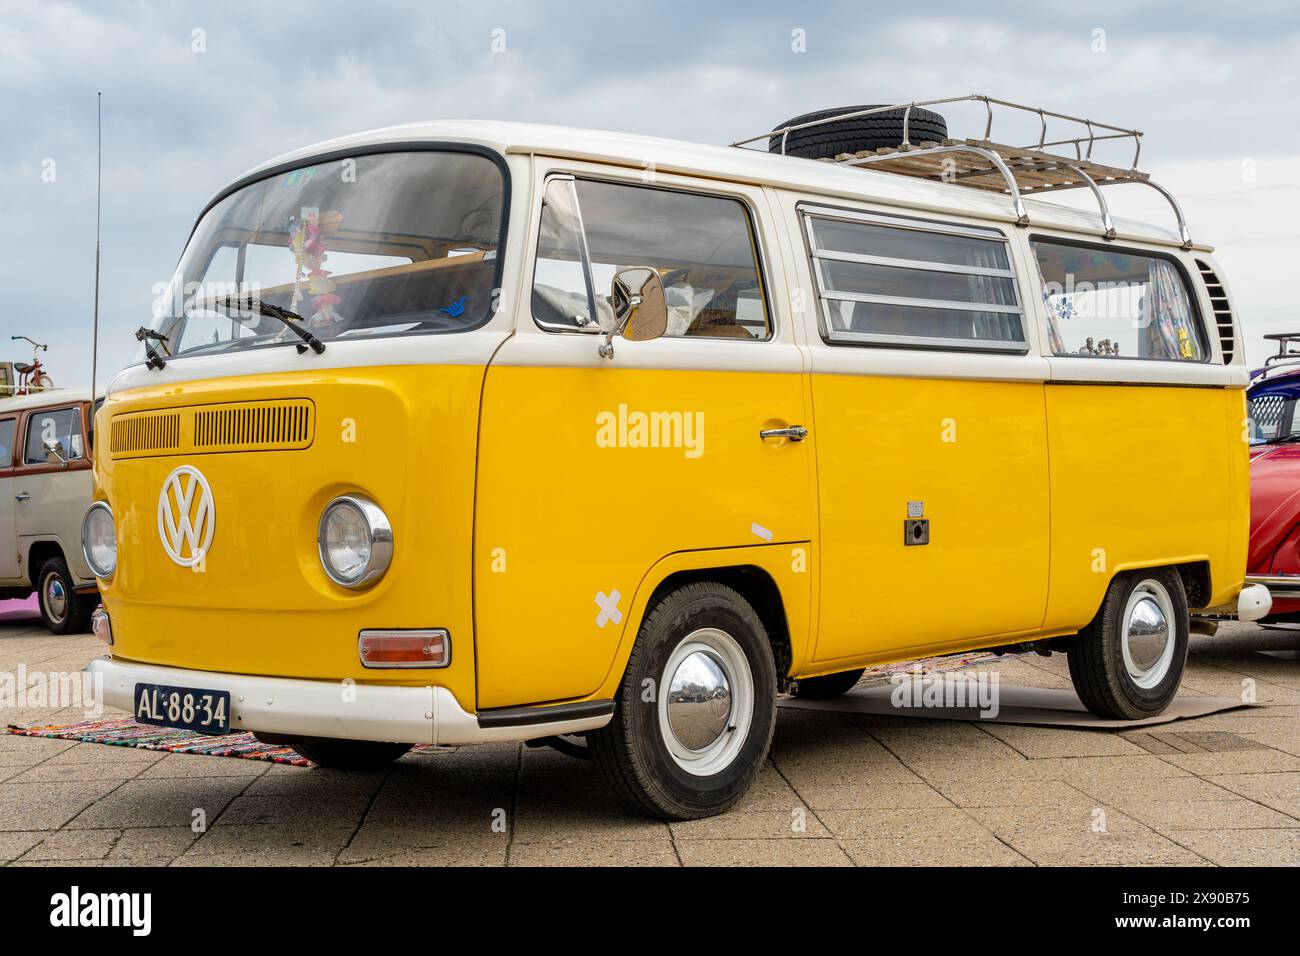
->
1121;579;1176;689
666;650;732;751
44;574;67;623
658;627;753;777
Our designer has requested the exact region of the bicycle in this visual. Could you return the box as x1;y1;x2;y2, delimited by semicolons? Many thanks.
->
10;336;54;393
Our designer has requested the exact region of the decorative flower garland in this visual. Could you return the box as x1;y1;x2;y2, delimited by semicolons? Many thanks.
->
287;208;346;330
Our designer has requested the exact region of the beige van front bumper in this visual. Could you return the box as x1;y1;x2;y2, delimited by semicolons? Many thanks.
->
86;656;612;746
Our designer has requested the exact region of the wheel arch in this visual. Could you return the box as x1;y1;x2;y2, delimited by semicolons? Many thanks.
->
592;544;812;701
26;538;67;588
1109;557;1211;611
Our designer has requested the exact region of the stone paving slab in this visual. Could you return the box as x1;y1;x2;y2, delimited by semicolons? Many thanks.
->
0;619;1296;866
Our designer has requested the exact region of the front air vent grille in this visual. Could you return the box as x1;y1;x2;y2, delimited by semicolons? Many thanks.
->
1196;260;1236;365
108;399;315;459
110;411;181;458
192;400;314;452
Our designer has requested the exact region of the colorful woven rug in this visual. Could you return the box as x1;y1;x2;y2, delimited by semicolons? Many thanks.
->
6;717;314;766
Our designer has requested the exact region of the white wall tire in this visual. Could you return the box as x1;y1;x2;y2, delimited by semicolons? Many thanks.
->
36;557;95;635
589;582;777;820
1068;569;1189;720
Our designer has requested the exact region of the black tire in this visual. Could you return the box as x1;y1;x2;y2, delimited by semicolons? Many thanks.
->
36;556;95;635
769;105;949;160
1068;569;1189;720
792;668;865;699
289;737;412;769
589;582;777;820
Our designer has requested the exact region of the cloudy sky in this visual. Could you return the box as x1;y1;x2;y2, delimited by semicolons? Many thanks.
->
3;0;1298;388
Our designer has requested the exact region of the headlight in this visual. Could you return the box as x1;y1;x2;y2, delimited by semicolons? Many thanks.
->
82;502;117;578
318;495;393;589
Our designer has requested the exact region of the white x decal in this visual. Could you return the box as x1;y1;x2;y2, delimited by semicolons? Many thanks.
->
595;589;623;628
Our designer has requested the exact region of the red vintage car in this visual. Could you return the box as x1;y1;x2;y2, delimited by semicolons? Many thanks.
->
1246;333;1300;621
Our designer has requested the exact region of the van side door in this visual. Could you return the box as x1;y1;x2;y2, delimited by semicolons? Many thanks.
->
0;415;18;581
14;403;94;582
474;167;812;709
783;200;1051;665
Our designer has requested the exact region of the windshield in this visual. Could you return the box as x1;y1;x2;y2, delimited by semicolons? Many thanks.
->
1249;391;1299;445
149;150;505;359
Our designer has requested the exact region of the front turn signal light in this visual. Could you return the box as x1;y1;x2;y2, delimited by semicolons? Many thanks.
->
358;629;450;669
91;607;113;646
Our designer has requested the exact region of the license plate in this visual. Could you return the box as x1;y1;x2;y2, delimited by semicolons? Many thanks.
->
133;683;231;735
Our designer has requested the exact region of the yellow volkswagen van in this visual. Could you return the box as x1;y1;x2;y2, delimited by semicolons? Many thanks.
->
83;98;1268;819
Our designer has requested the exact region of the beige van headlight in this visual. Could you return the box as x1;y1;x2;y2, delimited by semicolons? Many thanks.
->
318;495;393;589
82;502;117;578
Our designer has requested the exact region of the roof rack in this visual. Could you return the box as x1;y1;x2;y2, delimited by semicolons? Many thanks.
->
732;94;1193;249
1255;333;1300;377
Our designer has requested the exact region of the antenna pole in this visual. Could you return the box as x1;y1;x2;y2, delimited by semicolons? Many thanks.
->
90;92;102;427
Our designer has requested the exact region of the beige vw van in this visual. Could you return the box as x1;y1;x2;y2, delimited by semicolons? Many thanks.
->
1;389;99;633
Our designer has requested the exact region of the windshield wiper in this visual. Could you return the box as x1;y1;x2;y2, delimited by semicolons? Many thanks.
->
210;296;326;355
135;327;169;370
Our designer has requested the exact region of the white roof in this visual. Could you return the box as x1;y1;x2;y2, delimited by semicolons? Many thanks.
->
0;387;92;413
228;119;1203;250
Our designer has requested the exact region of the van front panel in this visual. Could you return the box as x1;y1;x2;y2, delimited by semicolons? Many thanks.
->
95;365;483;711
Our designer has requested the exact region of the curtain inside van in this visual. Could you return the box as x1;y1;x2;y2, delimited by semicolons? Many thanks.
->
1144;259;1201;360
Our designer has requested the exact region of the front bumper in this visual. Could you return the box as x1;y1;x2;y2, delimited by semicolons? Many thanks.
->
87;656;612;746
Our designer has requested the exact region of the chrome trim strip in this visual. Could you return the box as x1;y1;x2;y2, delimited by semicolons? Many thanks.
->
1245;574;1300;594
819;290;1024;315
809;247;1017;278
822;325;1029;353
802;203;1010;240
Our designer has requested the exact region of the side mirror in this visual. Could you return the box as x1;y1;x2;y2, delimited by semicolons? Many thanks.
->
600;268;667;359
44;439;69;467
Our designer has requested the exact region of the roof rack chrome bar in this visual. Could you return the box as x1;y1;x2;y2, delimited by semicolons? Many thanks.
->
845;144;1030;227
1140;180;1193;250
1030;177;1194;249
1064;165;1116;240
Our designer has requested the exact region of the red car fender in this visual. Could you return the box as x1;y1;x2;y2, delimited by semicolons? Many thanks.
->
1249;494;1300;571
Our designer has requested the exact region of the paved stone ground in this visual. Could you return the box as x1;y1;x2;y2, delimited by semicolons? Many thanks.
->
0;619;1296;867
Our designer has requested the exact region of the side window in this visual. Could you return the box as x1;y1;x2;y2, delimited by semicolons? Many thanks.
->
24;406;84;465
1032;240;1206;361
532;178;770;339
804;208;1025;350
0;418;15;467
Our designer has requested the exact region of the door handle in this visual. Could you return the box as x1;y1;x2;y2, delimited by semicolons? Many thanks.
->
14;493;30;502
759;426;808;442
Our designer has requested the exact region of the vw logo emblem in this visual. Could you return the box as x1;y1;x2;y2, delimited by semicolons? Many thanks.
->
157;465;215;568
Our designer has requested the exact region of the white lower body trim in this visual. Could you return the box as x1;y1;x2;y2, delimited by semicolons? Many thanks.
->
86;656;611;746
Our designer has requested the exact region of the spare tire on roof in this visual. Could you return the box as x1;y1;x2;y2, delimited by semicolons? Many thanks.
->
768;105;949;161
